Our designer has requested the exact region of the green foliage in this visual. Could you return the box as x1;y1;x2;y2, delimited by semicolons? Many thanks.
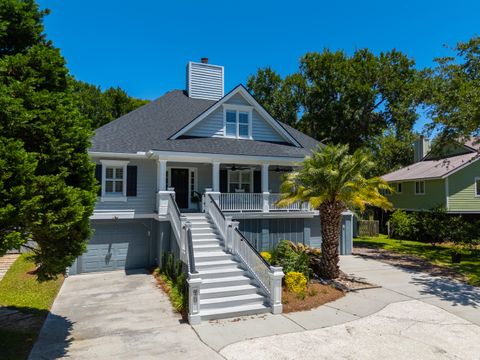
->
284;271;307;295
158;253;187;312
425;36;480;141
248;49;423;175
0;0;96;280
71;80;149;129
389;210;419;240
272;240;310;278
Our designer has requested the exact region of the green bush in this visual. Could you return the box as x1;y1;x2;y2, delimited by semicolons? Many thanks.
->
284;271;307;294
271;240;310;278
389;210;418;240
157;253;187;312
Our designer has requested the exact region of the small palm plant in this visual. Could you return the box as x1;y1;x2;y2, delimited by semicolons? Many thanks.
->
278;144;392;279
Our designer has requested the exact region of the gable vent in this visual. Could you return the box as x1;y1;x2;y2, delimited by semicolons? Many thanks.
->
186;60;224;101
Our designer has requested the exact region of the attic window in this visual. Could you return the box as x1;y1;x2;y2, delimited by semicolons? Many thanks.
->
223;104;252;139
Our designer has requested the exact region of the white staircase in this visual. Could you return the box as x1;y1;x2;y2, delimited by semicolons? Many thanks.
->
183;213;270;321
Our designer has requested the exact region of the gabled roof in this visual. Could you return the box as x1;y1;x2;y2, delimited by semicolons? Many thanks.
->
169;85;301;147
382;152;480;182
90;89;320;158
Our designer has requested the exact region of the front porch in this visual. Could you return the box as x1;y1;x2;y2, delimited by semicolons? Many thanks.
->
155;159;312;214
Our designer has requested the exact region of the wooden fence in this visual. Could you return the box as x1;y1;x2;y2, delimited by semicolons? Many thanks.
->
357;220;379;237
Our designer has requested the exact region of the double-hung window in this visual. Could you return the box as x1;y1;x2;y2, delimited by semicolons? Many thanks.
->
223;105;252;139
100;160;129;201
475;177;480;197
228;170;252;193
415;181;425;195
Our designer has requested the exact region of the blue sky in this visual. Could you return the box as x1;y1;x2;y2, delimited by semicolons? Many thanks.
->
38;0;479;131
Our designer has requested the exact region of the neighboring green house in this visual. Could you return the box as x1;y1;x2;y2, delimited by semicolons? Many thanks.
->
382;137;480;214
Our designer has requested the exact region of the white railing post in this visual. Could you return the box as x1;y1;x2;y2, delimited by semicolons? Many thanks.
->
224;216;233;253
180;216;188;261
187;272;202;325
269;266;284;314
262;192;270;212
157;189;175;215
230;220;239;255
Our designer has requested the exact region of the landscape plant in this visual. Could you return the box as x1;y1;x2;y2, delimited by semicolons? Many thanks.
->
278;144;392;279
154;253;187;313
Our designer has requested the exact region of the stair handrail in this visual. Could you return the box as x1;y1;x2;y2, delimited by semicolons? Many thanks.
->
206;194;228;241
183;223;197;274
168;194;183;252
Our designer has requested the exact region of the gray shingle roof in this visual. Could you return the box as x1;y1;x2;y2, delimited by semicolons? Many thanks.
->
382;152;480;181
90;89;320;158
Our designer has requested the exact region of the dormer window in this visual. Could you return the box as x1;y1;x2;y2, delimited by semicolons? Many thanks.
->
223;104;252;139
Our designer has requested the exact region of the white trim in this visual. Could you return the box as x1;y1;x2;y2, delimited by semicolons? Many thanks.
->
100;160;129;202
150;150;304;165
414;180;425;195
475;177;480;198
445;177;449;209
167;166;198;209
90;212;157;220
90;151;147;159
169;85;301;147
227;168;254;193
222;104;253;139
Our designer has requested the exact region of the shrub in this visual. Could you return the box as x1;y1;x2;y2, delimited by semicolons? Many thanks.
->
260;251;272;263
284;271;307;294
389;210;418;240
272;240;310;278
156;253;187;313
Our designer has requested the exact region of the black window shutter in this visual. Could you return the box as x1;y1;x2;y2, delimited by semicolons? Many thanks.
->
95;164;102;196
220;170;228;193
253;170;262;193
126;166;137;197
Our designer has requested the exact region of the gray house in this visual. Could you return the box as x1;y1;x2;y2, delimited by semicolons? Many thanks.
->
69;59;353;323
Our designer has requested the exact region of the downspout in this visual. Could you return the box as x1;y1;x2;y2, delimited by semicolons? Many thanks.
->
445;177;449;211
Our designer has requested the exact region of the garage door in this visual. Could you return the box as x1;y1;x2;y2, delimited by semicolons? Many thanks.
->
80;222;150;273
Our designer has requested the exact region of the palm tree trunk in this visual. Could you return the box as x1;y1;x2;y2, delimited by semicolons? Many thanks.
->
319;200;344;279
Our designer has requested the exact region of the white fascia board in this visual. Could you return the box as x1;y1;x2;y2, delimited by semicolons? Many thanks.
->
89;151;148;159
170;86;301;147
149;150;305;165
90;212;157;220
385;176;443;182
227;211;317;220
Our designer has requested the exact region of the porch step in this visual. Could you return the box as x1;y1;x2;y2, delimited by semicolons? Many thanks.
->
191;233;221;240
199;303;271;321
195;259;240;269
198;267;247;279
200;293;266;310
192;244;225;252
194;252;234;262
200;284;263;299
190;223;215;229
193;239;224;246
201;275;254;289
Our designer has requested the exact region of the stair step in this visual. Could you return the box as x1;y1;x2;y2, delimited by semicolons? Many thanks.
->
200;293;266;309
194;252;233;262
198;267;246;279
193;244;225;252
200;284;262;299
190;223;215;229
195;259;240;269
199;303;271;321
201;275;253;289
191;234;221;240
193;239;223;246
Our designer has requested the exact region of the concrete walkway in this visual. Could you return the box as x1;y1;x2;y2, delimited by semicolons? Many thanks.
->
194;255;480;359
0;254;19;282
29;270;221;360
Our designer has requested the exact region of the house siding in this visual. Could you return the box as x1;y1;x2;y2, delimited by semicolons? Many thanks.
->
387;179;446;210
447;160;480;212
186;94;285;143
93;158;157;215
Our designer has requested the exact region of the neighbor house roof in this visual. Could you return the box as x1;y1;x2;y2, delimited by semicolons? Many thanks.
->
382;152;480;182
90;89;320;158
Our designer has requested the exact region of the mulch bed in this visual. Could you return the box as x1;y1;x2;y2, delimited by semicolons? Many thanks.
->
353;246;468;283
282;282;344;313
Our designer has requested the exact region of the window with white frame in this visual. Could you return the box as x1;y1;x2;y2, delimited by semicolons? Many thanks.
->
415;181;425;195
228;170;252;193
475;177;480;197
101;160;129;201
223;105;252;139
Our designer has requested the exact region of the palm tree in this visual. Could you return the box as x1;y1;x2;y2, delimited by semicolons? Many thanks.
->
278;144;392;279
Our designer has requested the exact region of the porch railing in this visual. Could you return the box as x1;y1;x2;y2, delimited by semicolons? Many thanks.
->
217;192;312;212
219;193;263;212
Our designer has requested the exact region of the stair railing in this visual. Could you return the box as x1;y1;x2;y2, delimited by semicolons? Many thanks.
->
205;193;233;251
231;225;284;314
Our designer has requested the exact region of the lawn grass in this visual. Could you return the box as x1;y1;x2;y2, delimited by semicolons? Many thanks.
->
354;235;480;286
0;254;64;360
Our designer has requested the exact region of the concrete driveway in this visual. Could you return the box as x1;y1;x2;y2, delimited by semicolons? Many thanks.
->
29;270;221;360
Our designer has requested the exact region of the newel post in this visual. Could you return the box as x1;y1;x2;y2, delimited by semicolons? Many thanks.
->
229;220;239;255
157;189;175;215
187;272;202;325
269;266;284;314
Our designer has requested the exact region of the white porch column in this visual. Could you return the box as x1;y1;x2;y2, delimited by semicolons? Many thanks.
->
187;272;202;325
212;161;220;192
157;159;167;191
262;164;270;212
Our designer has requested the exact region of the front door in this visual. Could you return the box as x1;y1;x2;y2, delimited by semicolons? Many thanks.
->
171;168;189;209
